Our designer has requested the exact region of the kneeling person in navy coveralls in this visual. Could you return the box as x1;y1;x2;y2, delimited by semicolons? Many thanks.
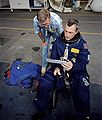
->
33;18;91;120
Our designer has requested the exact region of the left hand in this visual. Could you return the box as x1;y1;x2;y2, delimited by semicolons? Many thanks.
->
61;61;73;71
54;67;61;76
41;41;48;46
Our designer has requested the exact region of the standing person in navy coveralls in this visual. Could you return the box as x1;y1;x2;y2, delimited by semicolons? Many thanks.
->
33;19;91;120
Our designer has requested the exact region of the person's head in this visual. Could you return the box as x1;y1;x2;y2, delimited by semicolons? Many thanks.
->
37;9;50;28
64;18;79;41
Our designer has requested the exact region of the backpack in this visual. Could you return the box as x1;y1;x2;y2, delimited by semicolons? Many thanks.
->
4;60;41;88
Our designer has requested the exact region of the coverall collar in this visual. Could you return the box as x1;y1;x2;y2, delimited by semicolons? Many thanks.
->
61;31;81;44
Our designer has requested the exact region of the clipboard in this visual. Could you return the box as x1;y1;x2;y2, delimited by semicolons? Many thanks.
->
46;58;67;64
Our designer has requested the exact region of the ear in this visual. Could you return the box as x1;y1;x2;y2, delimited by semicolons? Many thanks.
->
75;29;79;35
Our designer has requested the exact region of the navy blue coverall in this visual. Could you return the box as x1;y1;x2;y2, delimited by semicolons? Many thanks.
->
34;32;90;119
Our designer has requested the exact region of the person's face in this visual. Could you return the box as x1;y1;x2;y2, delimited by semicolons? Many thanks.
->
39;17;50;28
64;24;78;41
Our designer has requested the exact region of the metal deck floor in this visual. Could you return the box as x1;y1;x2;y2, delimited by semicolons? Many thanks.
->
0;8;102;120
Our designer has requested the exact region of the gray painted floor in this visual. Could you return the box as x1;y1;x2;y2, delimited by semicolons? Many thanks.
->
0;7;102;120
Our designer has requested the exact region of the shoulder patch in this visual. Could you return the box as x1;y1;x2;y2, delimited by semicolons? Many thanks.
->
84;43;89;49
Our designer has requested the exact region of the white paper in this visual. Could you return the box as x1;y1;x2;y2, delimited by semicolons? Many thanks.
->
46;58;67;64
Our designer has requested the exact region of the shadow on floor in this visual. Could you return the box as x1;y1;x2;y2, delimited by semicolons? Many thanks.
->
0;66;102;120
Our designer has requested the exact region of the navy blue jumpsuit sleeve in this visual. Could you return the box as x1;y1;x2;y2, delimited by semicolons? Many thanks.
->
71;47;90;73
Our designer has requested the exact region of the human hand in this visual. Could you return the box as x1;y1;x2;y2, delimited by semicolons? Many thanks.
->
54;67;61;76
62;61;73;71
41;41;48;46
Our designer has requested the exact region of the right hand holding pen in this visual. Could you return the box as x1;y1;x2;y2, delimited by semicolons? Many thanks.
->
62;61;73;71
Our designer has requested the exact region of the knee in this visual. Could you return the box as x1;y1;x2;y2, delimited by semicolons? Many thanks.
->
39;78;53;91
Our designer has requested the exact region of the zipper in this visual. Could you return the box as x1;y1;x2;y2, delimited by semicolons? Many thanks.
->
63;43;69;60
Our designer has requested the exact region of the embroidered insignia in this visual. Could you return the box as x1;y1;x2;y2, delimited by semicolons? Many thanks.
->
71;58;76;63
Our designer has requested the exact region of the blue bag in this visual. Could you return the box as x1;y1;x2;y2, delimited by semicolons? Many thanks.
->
5;60;41;88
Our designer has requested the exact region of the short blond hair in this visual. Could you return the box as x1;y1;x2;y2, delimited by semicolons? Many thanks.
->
37;9;50;22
